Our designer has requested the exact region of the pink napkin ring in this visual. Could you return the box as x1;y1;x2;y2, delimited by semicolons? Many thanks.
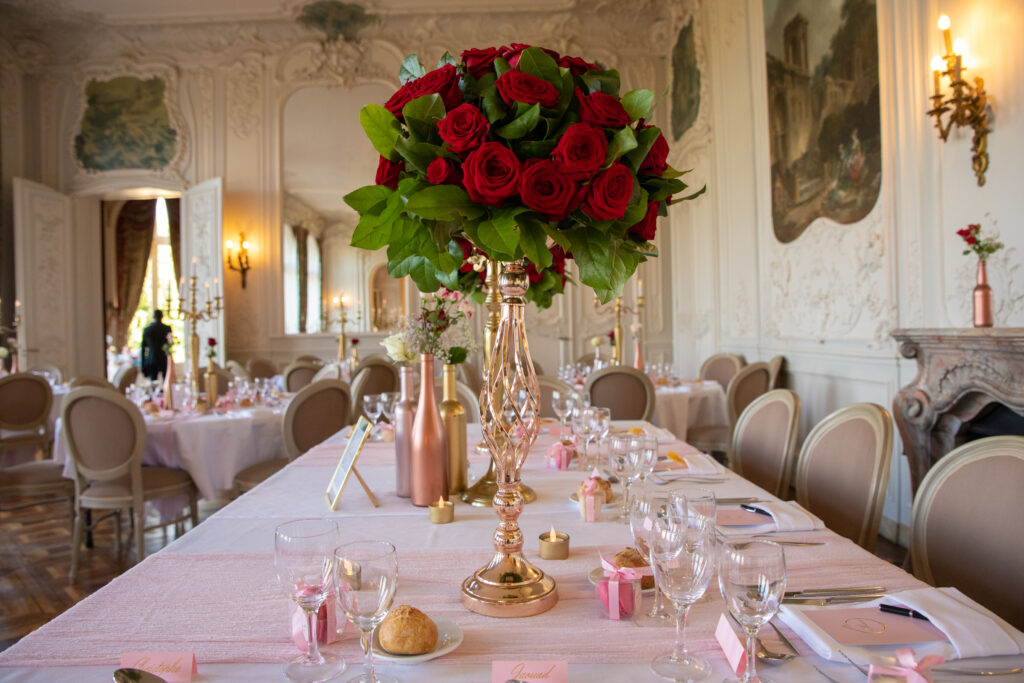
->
868;648;944;683
546;441;574;470
595;554;651;620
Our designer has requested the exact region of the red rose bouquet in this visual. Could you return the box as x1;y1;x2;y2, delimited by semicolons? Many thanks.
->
957;223;1004;261
344;45;704;306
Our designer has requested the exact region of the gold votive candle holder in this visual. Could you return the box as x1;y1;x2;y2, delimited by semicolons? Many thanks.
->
538;529;570;560
429;497;454;524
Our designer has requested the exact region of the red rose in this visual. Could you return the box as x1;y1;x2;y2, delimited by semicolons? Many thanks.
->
639;129;669;176
525;261;544;284
576;87;631;128
558;55;599;75
966;236;978;244
207;337;216;347
582;163;634;221
956;228;970;237
552;122;607;180
462;142;521;206
496;71;560;108
499;43;560;68
461;47;500;79
438;103;490;155
519;159;578;221
375;156;402;189
426;157;462;186
384;64;462;117
628;201;659;241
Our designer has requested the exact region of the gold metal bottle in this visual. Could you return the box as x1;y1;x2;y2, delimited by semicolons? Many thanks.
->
205;364;218;406
440;363;467;494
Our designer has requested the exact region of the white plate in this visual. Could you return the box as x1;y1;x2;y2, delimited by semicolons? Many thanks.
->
569;491;618;507
371;617;463;663
587;567;655;593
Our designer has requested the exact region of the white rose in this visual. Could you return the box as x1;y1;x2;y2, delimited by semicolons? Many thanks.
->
382;333;415;364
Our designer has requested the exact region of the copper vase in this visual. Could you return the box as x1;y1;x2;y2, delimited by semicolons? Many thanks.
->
973;259;994;327
633;338;644;372
440;363;467;494
394;365;416;498
163;356;176;410
410;354;448;506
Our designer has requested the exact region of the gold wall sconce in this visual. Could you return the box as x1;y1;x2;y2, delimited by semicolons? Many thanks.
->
225;232;251;288
928;14;991;186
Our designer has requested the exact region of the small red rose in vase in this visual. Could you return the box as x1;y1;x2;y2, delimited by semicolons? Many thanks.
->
957;223;1003;327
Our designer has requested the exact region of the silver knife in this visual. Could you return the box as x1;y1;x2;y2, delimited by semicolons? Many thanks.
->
783;594;886;605
785;586;885;597
716;497;762;505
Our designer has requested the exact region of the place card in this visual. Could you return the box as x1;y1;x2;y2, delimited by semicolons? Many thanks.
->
492;660;569;683
802;607;948;646
325;416;373;510
119;652;197;682
714;613;747;676
717;509;771;526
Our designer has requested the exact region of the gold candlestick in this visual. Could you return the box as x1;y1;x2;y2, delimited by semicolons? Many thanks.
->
593;287;644;366
323;295;361;362
169;270;222;395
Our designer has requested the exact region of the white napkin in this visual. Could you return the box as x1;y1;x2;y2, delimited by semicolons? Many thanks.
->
779;587;1024;662
718;500;825;535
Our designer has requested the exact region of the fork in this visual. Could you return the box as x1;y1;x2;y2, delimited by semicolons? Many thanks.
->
838;648;1024;676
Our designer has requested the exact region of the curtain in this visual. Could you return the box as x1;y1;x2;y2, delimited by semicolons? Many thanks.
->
111;200;157;348
292;224;310;333
305;233;322;333
283;225;299;334
165;197;181;286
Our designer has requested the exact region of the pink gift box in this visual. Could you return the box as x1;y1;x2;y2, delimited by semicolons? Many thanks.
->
594;555;649;620
546;441;574;470
291;592;349;651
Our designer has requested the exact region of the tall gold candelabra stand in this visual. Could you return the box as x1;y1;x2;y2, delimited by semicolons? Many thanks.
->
462;260;536;507
169;276;222;394
593;292;644;365
323;297;361;362
462;260;557;617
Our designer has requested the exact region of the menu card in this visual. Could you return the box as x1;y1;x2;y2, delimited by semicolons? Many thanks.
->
803;607;948;646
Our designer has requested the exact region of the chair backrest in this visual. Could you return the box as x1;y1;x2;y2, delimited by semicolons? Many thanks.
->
767;355;785;390
699;353;745;387
61;387;145;487
910;436;1024;629
296;355;323;365
0;373;53;431
794;402;894;551
433;376;482;423
69;374;116;390
28;363;63;385
282;361;320;393
247;357;277;380
725;361;771;427
113;365;139;394
730;389;801;498
532;359;544;377
536;375;573;419
584;366;656;421
283;379;353;460
312;363;342;382
226;360;250;380
575;352;596;366
350;357;400;420
458;360;483;397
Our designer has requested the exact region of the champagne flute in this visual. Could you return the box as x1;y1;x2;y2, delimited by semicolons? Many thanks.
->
334;540;398;683
274;519;345;683
719;540;787;683
649;501;715;681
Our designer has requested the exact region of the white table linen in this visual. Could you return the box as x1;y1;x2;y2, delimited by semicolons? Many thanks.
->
649;380;727;440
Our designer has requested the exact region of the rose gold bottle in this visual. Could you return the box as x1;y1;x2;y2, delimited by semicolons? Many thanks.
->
973;259;994;327
410;354;448;506
394;365;416;498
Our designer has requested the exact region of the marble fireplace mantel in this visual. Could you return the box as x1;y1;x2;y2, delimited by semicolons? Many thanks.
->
891;328;1024;493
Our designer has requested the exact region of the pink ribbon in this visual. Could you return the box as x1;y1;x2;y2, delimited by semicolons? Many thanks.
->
582;478;599;522
867;648;945;682
547;442;573;470
597;554;651;620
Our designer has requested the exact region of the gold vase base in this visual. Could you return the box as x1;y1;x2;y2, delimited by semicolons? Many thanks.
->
460;476;536;507
461;552;558;618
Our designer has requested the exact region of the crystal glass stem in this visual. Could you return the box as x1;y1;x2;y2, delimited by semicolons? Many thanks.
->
360;627;375;681
673;603;692;660
743;629;758;682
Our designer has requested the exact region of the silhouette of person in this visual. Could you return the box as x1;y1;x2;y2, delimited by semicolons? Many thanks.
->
140;309;173;380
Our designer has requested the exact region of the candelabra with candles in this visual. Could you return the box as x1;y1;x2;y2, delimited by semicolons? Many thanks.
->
593;279;644;365
167;264;222;394
322;295;362;362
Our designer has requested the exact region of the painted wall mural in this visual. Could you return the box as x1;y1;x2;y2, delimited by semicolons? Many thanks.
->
763;0;881;243
74;76;177;171
672;17;700;141
297;1;375;43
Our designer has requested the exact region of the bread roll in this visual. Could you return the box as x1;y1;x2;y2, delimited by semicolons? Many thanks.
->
378;605;438;655
613;547;654;590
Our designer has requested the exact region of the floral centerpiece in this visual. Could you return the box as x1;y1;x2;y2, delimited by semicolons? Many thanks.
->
343;44;704;304
957;223;1004;260
382;291;476;365
957;223;1003;328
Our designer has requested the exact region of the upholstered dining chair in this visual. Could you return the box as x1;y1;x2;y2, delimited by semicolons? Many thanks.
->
457;360;483;397
247;357;277;380
910;435;1024;629
28;363;63;385
70;373;116;390
113;365;138;394
0;373;54;460
699;352;745;388
730;389;801;498
282;361;320;393
208;363;234;395
584;366;656;421
433;376;482;423
536;375;574;419
793;402;894;552
575;352;597;367
767;355;786;390
350;356;400;422
226;360;250;381
62;387;198;583
311;363;342;382
688;361;771;458
233;379;353;494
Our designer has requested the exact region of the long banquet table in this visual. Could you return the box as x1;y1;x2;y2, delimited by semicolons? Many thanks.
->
1;422;1015;682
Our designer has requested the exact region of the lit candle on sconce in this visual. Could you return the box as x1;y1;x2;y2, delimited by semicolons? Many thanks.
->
938;14;953;55
637;278;643;298
191;256;197;278
931;55;943;96
538;526;569;560
429;495;454;524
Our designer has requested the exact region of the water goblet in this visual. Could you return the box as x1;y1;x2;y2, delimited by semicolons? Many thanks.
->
629;486;673;625
334;540;398;683
381;392;399;424
649;501;715;681
363;394;384;440
609;435;638;521
274;519;346;683
551;389;572;442
719;540;787;683
634;436;660;485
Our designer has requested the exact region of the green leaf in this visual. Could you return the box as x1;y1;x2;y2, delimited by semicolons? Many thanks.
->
495;103;540;139
447;347;468;364
540;221;571;251
343;185;391;215
493;57;511;78
393;137;448;174
402;94;446;142
580;69;621;96
477;73;507;123
437;51;457;68
515;138;559;158
519;216;552;269
350;191;404;249
359;105;403;160
623;126;660;173
386;218;426;262
619;186;649;227
516;47;561;85
643;176;686;203
477;207;526;259
620;89;654;121
605;126;638;165
404;185;486;221
569;230;642;303
399;54;426;84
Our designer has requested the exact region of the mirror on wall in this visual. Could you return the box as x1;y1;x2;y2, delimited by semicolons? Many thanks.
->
282;83;405;335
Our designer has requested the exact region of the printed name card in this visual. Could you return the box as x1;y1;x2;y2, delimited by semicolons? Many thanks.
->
714;613;747;676
120;652;197;682
492;660;569;683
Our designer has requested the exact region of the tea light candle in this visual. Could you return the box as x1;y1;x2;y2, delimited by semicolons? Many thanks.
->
429;495;454;524
539;526;569;560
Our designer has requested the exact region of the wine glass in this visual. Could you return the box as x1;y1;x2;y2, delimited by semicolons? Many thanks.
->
551;389;572;442
609;435;638;521
669;488;717;531
274;519;345;683
632;436;660;486
592;406;612;471
381;392;399;424
629;486;673;625
571;405;595;472
719;540;787;683
649;500;715;681
334;540;398;683
364;394;384;440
